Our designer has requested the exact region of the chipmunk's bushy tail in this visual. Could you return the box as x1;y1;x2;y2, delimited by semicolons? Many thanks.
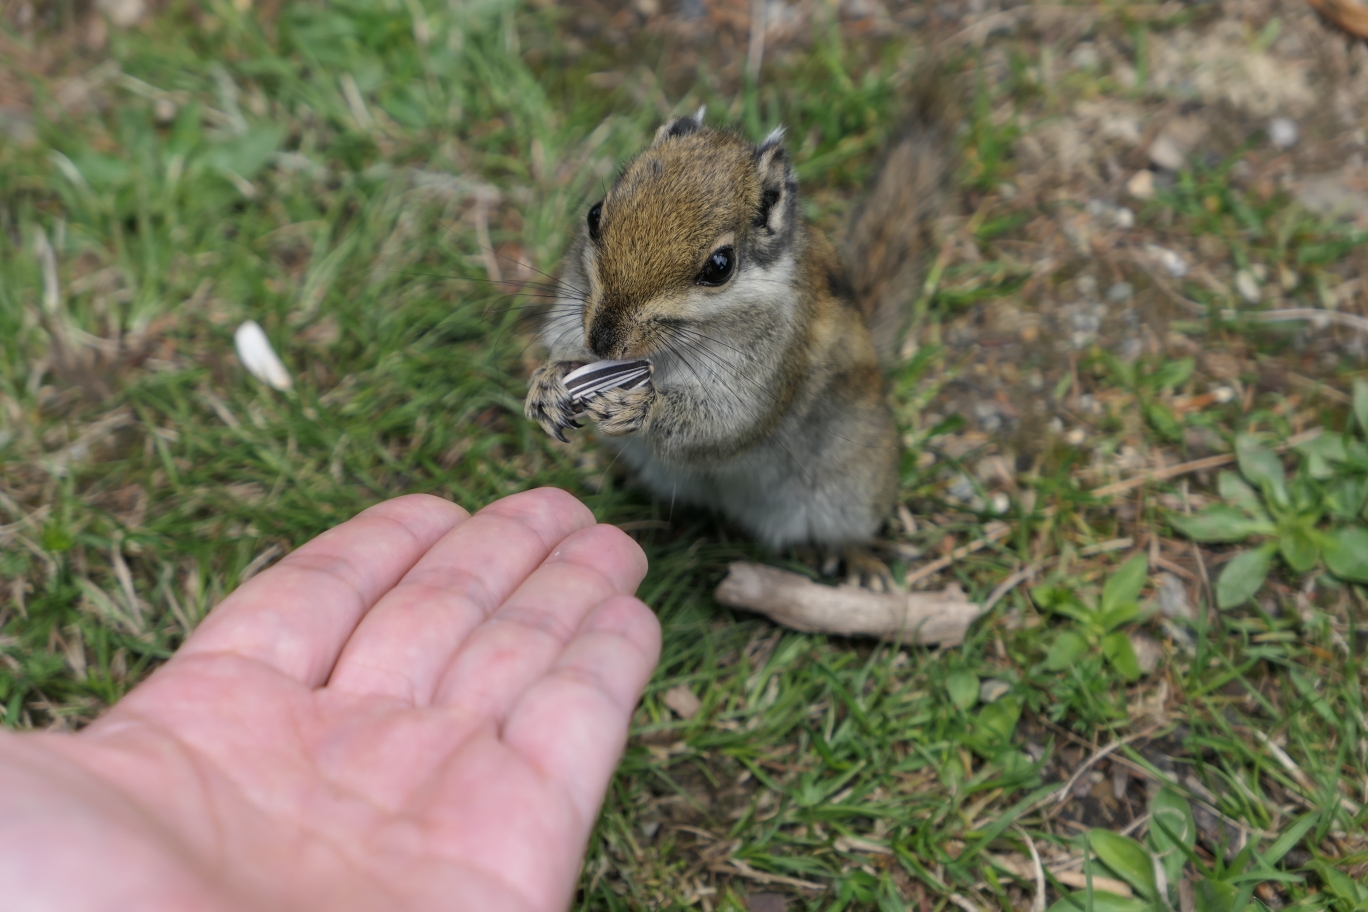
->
845;85;954;363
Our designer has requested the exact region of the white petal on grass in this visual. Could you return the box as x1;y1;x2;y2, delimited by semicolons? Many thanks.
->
234;320;294;391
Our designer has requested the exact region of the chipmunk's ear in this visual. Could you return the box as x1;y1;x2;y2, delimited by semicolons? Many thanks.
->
751;127;797;255
651;105;707;147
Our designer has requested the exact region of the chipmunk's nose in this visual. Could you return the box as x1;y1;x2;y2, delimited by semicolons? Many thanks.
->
587;311;624;358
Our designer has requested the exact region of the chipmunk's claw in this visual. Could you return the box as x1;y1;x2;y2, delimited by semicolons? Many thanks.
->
799;546;897;593
843;547;896;593
525;361;581;443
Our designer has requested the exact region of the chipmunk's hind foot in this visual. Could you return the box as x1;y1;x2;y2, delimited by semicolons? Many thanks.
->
841;546;896;593
796;546;896;593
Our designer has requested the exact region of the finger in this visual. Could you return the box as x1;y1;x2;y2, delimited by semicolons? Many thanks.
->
327;488;599;704
431;523;647;716
178;494;468;686
501;594;661;825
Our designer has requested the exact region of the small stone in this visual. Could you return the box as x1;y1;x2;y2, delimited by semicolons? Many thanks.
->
1148;116;1209;171
1127;169;1156;200
947;476;976;503
979;678;1012;703
662;685;701;720
1047;417;1064;434
1129;632;1164;675
1148;135;1186;171
1280;265;1298;291
1146;244;1188;278
1111;206;1135;229
1212;386;1236;403
1069;42;1100;70
1076;274;1099;297
1156;573;1193;620
989;492;1010;514
153;97;178;124
97;0;146;27
1107;281;1135;303
1269;117;1298;150
1234;269;1260;304
1065;427;1087;446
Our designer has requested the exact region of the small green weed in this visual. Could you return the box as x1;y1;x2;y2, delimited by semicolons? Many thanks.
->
1034;553;1149;684
1170;382;1368;607
1049;787;1316;912
1097;354;1196;444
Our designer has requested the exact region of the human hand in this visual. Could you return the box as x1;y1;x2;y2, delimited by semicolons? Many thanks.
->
0;488;659;912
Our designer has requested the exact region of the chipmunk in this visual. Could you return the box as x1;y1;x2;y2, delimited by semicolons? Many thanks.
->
524;104;947;586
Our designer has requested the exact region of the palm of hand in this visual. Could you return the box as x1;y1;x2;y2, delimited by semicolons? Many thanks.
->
4;489;659;912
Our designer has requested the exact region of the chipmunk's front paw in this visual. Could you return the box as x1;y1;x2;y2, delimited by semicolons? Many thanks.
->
584;384;654;436
524;361;582;442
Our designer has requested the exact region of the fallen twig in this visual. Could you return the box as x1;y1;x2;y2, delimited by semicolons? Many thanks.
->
1055;724;1168;804
715;562;982;645
991;854;1133;898
1090;427;1322;499
714;858;824;891
1222;306;1368;335
904;521;1011;587
1252;729;1363;815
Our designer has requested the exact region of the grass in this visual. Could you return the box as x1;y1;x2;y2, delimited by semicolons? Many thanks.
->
2;0;1366;909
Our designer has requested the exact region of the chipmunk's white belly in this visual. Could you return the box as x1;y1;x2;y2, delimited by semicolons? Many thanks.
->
612;422;886;549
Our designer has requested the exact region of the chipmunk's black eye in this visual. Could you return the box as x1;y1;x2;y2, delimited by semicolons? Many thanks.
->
587;202;603;240
696;246;735;286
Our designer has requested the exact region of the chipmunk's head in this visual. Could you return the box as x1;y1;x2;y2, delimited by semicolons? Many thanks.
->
575;109;800;360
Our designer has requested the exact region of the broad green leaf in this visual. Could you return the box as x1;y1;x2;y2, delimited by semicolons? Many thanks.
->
1236;434;1288;507
1193;878;1238;912
1317;862;1368;906
1324;526;1368;582
1295;432;1348;460
1089;830;1158;900
1326;477;1368;522
1101;631;1141;681
1355;378;1368;439
1101;553;1148;615
946;671;979;710
973;695;1022;742
1045;892;1151;912
1152;357;1195;391
1215;545;1275;609
1046;630;1090;671
1277;523;1320;574
1145;402;1183;442
1217;471;1267;518
1287;473;1320;514
1097;604;1140;633
1260;813;1316;867
1033;586;1094;622
1147;788;1196;895
1170;505;1272;543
